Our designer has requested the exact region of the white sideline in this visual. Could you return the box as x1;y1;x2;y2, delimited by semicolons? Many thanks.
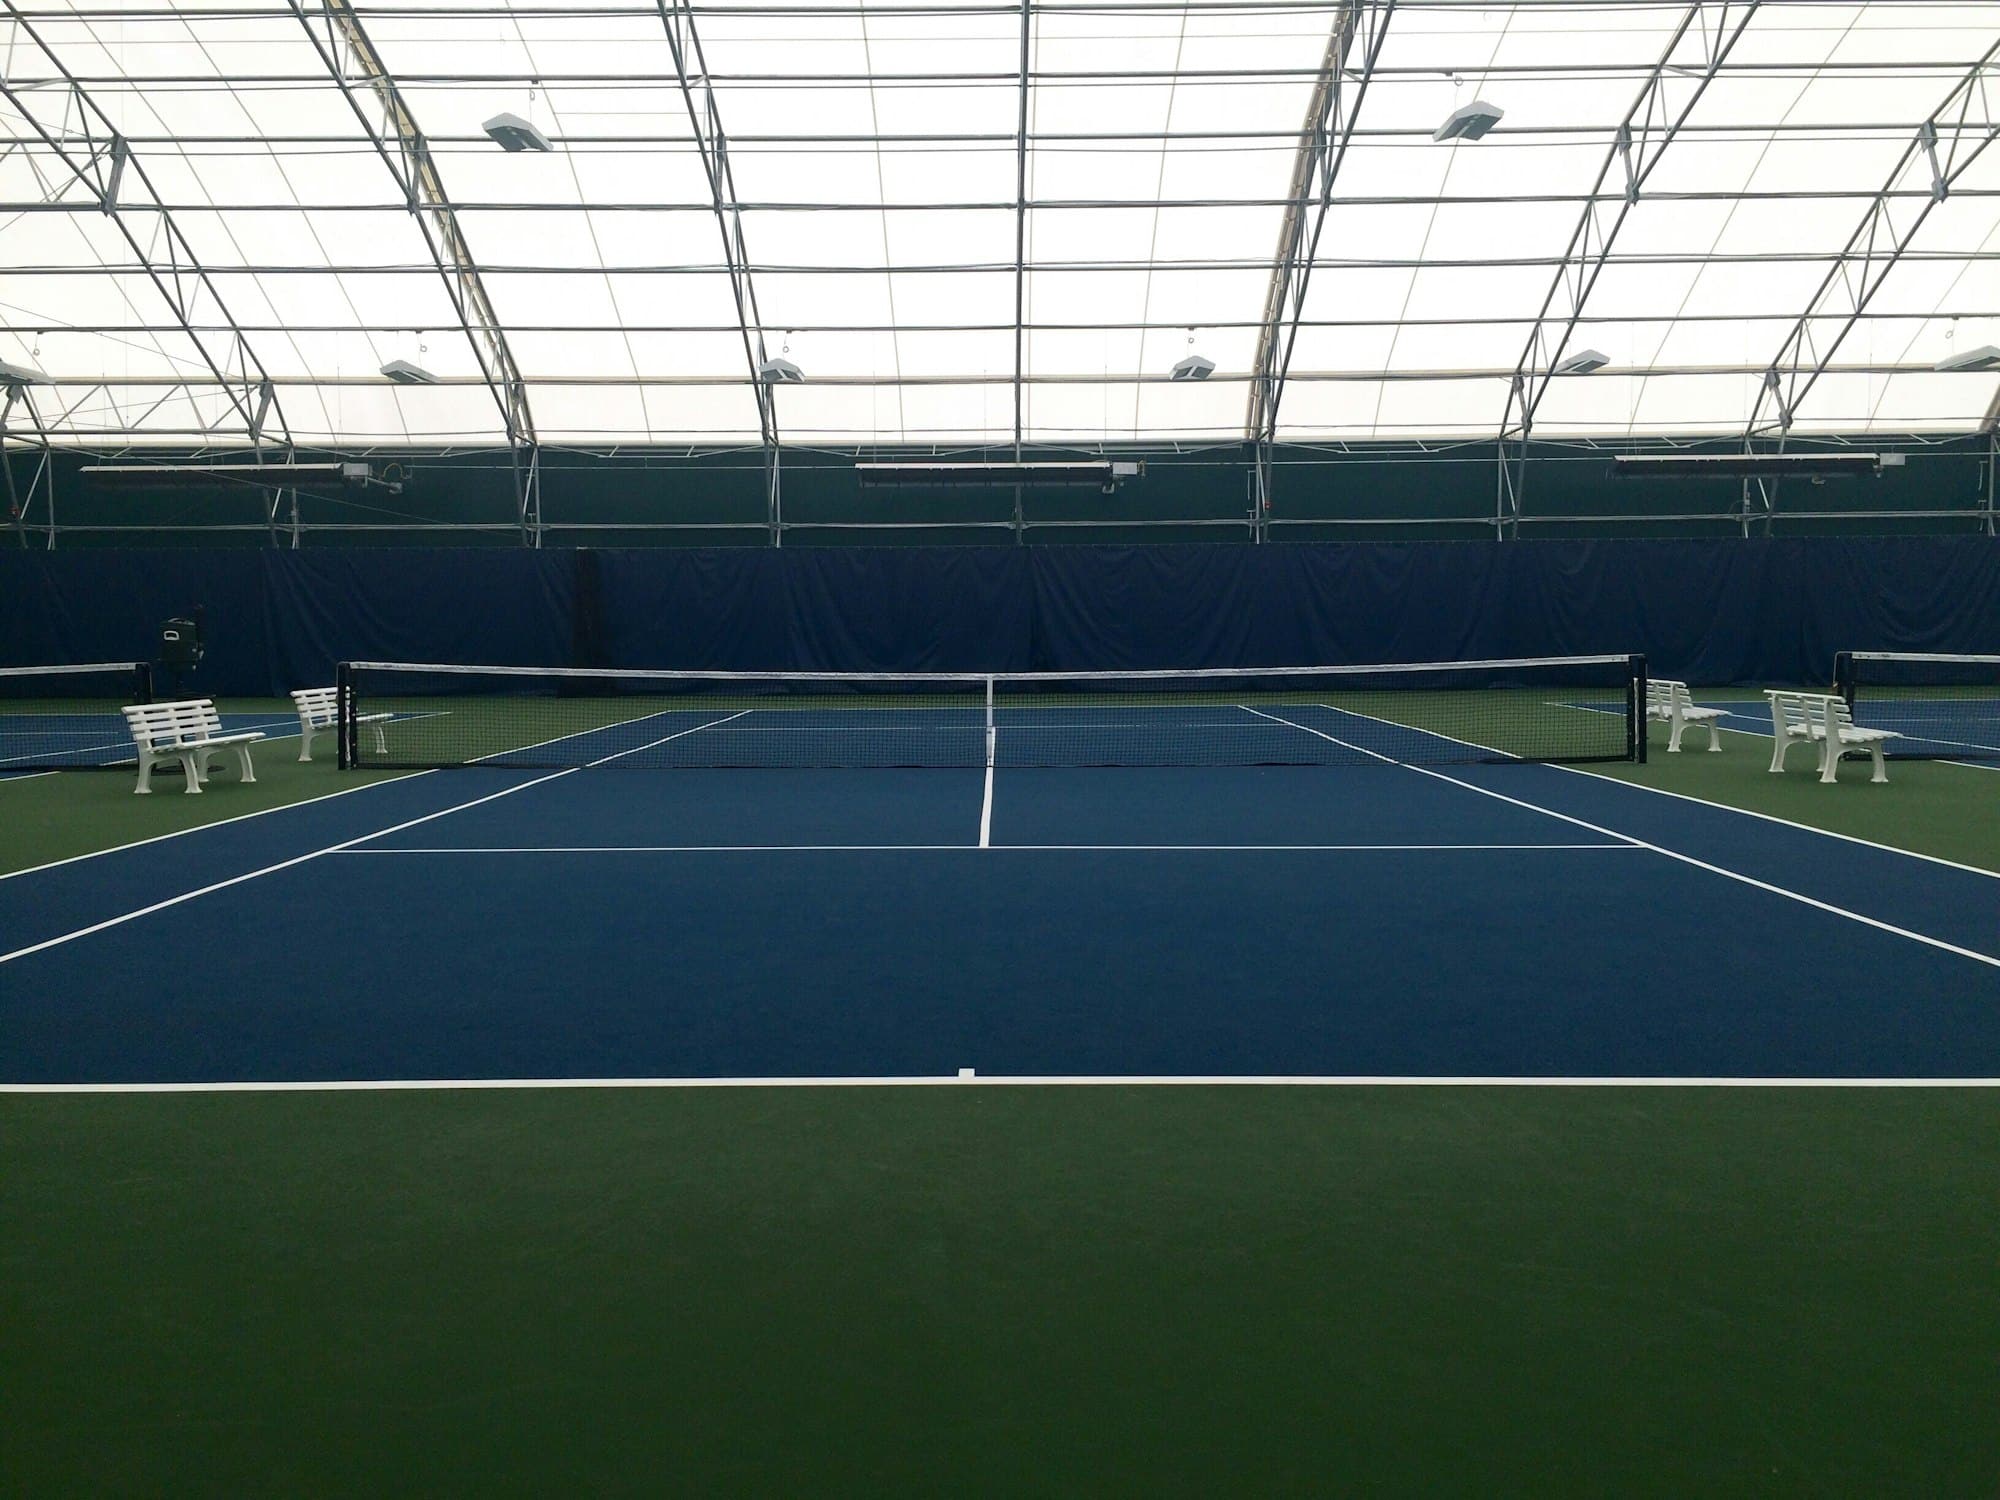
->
1561;761;2000;882
0;711;748;968
1239;705;2000;973
0;768;430;885
4;1073;1997;1095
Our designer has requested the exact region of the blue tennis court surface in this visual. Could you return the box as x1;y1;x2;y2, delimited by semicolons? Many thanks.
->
5;754;1998;1086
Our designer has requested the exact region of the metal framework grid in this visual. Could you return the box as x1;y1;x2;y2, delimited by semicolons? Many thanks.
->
2;0;1998;543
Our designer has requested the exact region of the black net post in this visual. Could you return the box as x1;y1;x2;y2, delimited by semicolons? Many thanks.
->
134;662;155;705
1832;650;1855;706
336;661;354;770
1628;654;1647;764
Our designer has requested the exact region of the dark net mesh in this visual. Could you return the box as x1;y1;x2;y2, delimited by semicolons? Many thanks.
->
1835;652;2000;761
0;663;155;771
341;658;1642;770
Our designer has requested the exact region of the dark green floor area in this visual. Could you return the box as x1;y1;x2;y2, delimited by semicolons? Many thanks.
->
5;1087;1995;1496
1600;721;2000;873
1;709;412;876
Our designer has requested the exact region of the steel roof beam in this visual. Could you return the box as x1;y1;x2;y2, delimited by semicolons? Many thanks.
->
13;249;2000;276
656;0;783;543
1740;39;2000;532
6;57;1978;87
0;6;289;453
1246;0;1392;538
1011;0;1030;500
1747;41;2000;443
1496;1;1759;537
288;0;541;541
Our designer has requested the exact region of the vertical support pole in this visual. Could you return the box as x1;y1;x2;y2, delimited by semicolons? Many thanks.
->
335;661;354;770
984;675;997;768
1;386;26;549
1012;482;1024;544
1009;0;1030;510
766;442;782;547
1252;433;1273;543
1986;430;1997;537
1629;654;1648;765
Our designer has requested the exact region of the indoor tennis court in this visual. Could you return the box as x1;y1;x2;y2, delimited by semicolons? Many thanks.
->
8;0;2000;1490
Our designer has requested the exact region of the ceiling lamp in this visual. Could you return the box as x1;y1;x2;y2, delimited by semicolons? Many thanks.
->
1934;345;2000;372
1554;349;1609;375
380;359;439;384
483;113;552;152
0;359;50;387
1170;354;1216;381
758;357;805;383
1433;100;1503;143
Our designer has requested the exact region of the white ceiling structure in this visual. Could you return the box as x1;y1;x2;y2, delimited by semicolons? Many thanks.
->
2;0;1999;450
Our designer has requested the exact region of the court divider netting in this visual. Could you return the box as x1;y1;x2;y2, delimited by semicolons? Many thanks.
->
1834;651;2000;761
0;662;156;772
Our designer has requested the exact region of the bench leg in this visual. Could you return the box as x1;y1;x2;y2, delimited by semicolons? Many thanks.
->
372;723;387;754
1820;744;1842;784
180;750;204;793
236;745;258;785
1767;735;1789;773
299;722;316;762
1704;721;1722;752
1667;716;1685;753
134;752;154;794
1870;743;1888;784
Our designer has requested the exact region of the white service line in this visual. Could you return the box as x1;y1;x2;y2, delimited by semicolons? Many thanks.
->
4;1073;1997;1095
1241;705;2000;972
0;711;750;968
0;771;60;784
332;842;1639;855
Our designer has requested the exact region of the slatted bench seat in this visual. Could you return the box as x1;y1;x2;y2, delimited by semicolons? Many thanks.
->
121;699;263;794
1645;677;1726;752
1818;695;1901;784
292;686;389;763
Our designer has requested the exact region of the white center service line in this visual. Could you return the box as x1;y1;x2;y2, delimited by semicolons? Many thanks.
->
1239;704;2000;973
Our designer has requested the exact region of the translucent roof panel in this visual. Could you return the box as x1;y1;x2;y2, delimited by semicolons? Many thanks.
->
1;0;1995;447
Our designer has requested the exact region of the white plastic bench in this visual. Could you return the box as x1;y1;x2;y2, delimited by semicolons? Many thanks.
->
1817;695;1901;784
1764;690;1832;774
121;699;264;794
1645;678;1725;752
291;687;389;763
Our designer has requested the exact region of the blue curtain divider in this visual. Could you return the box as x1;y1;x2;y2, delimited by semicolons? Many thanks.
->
3;539;1997;696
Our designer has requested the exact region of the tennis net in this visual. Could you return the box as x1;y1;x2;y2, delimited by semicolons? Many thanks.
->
1833;651;2000;760
339;656;1645;770
0;662;155;771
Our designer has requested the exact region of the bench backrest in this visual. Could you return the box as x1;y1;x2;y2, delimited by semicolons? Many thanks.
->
292;686;339;727
1763;689;1827;737
122;698;222;750
1822;696;1857;735
1647;679;1698;719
